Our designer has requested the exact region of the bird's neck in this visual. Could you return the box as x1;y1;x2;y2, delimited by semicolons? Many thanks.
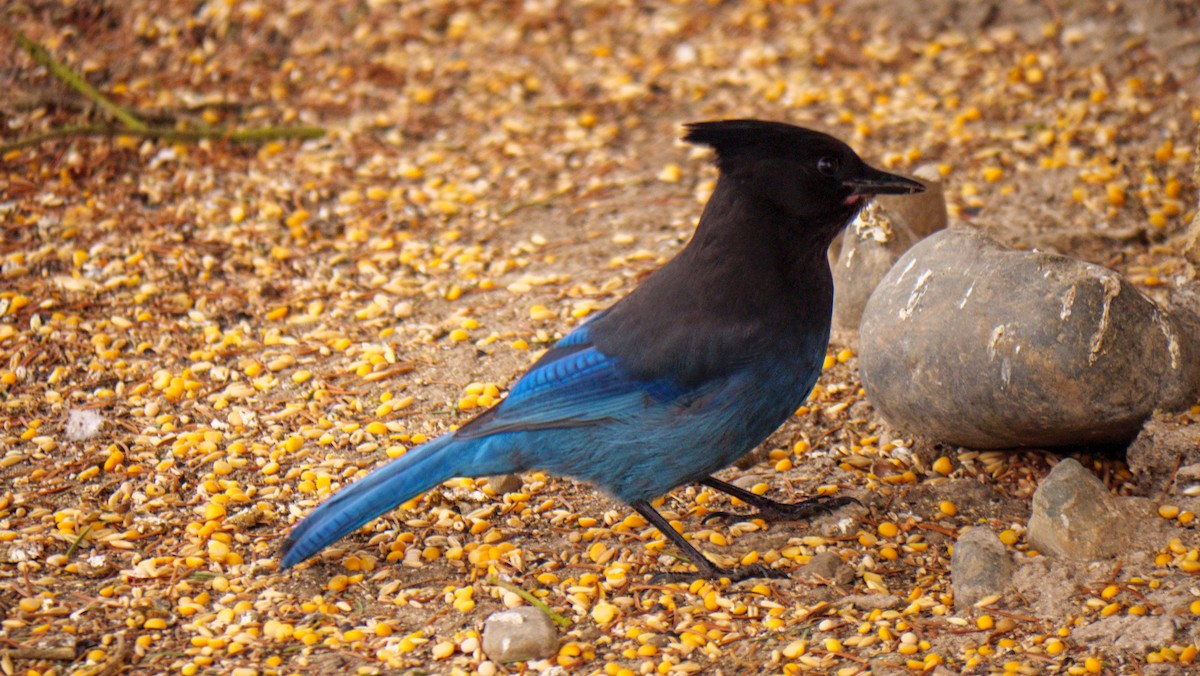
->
685;177;842;292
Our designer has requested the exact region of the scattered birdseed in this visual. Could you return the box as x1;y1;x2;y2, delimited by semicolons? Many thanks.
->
3;2;1199;675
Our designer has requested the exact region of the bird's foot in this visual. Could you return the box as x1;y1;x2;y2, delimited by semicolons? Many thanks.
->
702;495;859;525
648;562;788;585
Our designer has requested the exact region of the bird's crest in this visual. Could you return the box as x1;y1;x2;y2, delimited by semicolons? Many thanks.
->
682;119;843;167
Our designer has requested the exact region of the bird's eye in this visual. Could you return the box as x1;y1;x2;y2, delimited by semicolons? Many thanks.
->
817;156;840;176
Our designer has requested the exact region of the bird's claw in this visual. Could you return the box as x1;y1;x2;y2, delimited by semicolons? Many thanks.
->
700;510;742;524
701;495;860;525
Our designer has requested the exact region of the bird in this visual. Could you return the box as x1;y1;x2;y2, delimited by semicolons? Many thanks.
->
280;119;925;580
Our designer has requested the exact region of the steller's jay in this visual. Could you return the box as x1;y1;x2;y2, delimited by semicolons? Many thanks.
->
280;120;924;580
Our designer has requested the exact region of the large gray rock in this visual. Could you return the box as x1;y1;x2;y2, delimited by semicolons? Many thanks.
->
481;606;559;663
859;227;1200;448
950;527;1014;609
832;166;947;332
1027;459;1141;560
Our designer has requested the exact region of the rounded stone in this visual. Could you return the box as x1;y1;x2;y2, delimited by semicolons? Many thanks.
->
481;606;559;663
859;228;1200;448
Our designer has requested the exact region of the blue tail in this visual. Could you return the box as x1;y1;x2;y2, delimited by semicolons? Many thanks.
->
280;433;508;568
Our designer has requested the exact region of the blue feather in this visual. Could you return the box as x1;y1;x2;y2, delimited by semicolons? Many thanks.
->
458;322;684;438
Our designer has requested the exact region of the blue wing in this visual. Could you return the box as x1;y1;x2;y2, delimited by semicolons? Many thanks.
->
456;319;684;439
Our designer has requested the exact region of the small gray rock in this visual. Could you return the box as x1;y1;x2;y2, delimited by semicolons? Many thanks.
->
832;167;946;332
859;227;1200;448
487;474;523;495
799;550;853;585
481;606;559;664
841;593;902;610
1027;459;1129;560
950;526;1013;609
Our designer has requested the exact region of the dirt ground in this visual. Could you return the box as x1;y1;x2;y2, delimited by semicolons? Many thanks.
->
2;1;1199;674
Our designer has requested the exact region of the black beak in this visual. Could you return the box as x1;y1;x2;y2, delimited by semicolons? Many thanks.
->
844;166;926;196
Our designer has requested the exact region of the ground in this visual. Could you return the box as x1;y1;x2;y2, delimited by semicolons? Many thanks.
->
1;1;1199;674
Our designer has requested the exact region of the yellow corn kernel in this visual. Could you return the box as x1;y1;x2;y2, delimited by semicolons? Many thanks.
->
782;640;807;658
658;164;682;183
592;601;618;625
1154;140;1174;163
104;449;124;472
1106;184;1126;207
1181;645;1196;663
932;456;953;475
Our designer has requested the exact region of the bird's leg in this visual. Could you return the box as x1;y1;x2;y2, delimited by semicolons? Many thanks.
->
631;501;785;582
699;476;858;524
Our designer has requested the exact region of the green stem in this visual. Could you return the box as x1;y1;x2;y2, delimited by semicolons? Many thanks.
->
6;23;148;131
485;575;572;628
65;522;93;560
0;124;325;154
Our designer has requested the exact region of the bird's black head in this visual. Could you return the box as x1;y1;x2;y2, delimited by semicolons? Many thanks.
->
683;119;924;227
